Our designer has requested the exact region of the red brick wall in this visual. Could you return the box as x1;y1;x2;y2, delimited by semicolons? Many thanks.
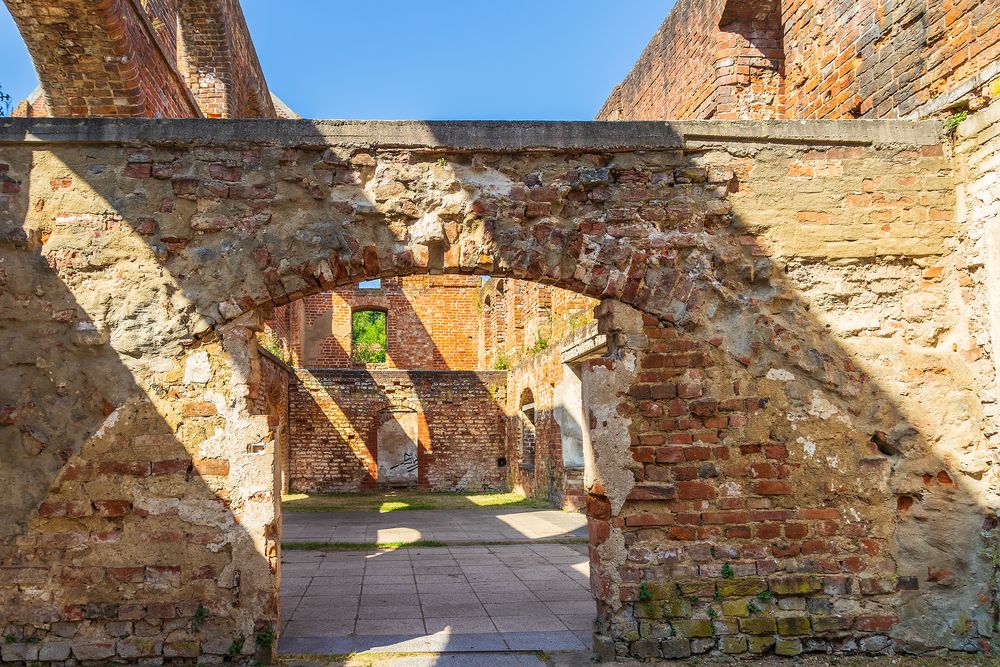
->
599;0;728;121
296;276;482;370
599;0;1000;120
6;0;273;118
479;278;598;369
252;349;293;494
288;369;508;492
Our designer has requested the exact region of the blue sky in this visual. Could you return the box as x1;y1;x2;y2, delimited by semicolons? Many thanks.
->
0;1;669;120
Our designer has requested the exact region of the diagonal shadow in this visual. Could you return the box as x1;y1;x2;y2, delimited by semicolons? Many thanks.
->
0;117;992;657
0;149;277;661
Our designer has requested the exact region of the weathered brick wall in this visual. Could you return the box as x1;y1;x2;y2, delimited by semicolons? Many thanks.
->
479;278;599;508
288;369;507;492
479;278;598;368
253;349;293;495
0;118;992;661
176;0;276;118
599;0;727;121
599;0;1000;121
294;276;481;370
4;0;274;119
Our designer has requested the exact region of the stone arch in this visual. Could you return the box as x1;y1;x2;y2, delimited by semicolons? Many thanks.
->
1;120;981;660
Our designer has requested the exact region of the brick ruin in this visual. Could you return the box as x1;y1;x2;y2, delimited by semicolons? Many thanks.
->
0;0;998;663
260;273;601;507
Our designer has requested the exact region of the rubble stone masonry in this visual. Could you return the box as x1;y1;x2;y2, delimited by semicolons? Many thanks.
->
0;117;990;661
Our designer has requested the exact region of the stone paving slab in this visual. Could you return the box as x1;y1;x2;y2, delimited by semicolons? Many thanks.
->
282;508;588;545
279;544;595;656
282;651;552;666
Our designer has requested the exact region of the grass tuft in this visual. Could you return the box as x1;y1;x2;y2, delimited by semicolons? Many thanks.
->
282;537;587;552
282;491;552;514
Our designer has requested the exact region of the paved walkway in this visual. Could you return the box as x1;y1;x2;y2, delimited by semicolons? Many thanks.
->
282;508;588;545
279;543;595;656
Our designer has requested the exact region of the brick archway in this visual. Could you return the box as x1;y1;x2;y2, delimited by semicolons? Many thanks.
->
0;118;988;661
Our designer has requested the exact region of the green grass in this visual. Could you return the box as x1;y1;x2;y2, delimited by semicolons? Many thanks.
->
281;491;553;514
283;540;448;552
282;537;588;552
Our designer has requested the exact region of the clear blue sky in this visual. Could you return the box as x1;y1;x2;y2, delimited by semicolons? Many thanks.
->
0;1;670;120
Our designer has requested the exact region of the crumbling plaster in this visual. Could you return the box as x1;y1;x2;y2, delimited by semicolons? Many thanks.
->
0;118;995;661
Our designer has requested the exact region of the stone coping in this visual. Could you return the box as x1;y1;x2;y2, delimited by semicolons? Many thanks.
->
0;118;943;151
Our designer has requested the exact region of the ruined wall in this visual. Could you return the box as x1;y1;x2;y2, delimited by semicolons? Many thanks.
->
288;369;507;493
479;278;599;508
0;118;992;661
294;276;481;370
598;0;1000;121
953;87;1000;485
4;0;274;119
598;0;727;121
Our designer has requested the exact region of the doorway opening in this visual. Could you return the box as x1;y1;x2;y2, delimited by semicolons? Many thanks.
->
260;274;610;656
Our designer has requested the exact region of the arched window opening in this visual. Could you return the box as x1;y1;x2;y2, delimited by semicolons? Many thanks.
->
351;309;387;365
519;388;536;469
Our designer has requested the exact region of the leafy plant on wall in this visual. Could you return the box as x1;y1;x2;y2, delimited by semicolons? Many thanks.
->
352;310;387;364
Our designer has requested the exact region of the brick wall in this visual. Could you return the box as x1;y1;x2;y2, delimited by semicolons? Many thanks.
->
293;276;481;370
288;369;507;492
6;0;273;118
479;279;600;508
479;278;598;369
252;348;293;494
599;0;1000;121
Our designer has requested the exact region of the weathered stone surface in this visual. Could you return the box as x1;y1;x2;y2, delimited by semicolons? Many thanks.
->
0;116;993;665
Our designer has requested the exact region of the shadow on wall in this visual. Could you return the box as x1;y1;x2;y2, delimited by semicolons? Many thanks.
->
283;282;505;494
0;117;994;657
0;157;277;660
282;282;587;499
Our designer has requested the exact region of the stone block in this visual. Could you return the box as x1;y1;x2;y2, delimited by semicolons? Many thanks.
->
38;641;72;662
748;635;777;654
721;635;748;654
769;575;822;595
117;637;162;659
775;638;804;656
1;643;39;662
739;617;778;635
776;616;811;636
659;637;693;658
71;640;116;661
717;577;767;597
672;619;714;638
